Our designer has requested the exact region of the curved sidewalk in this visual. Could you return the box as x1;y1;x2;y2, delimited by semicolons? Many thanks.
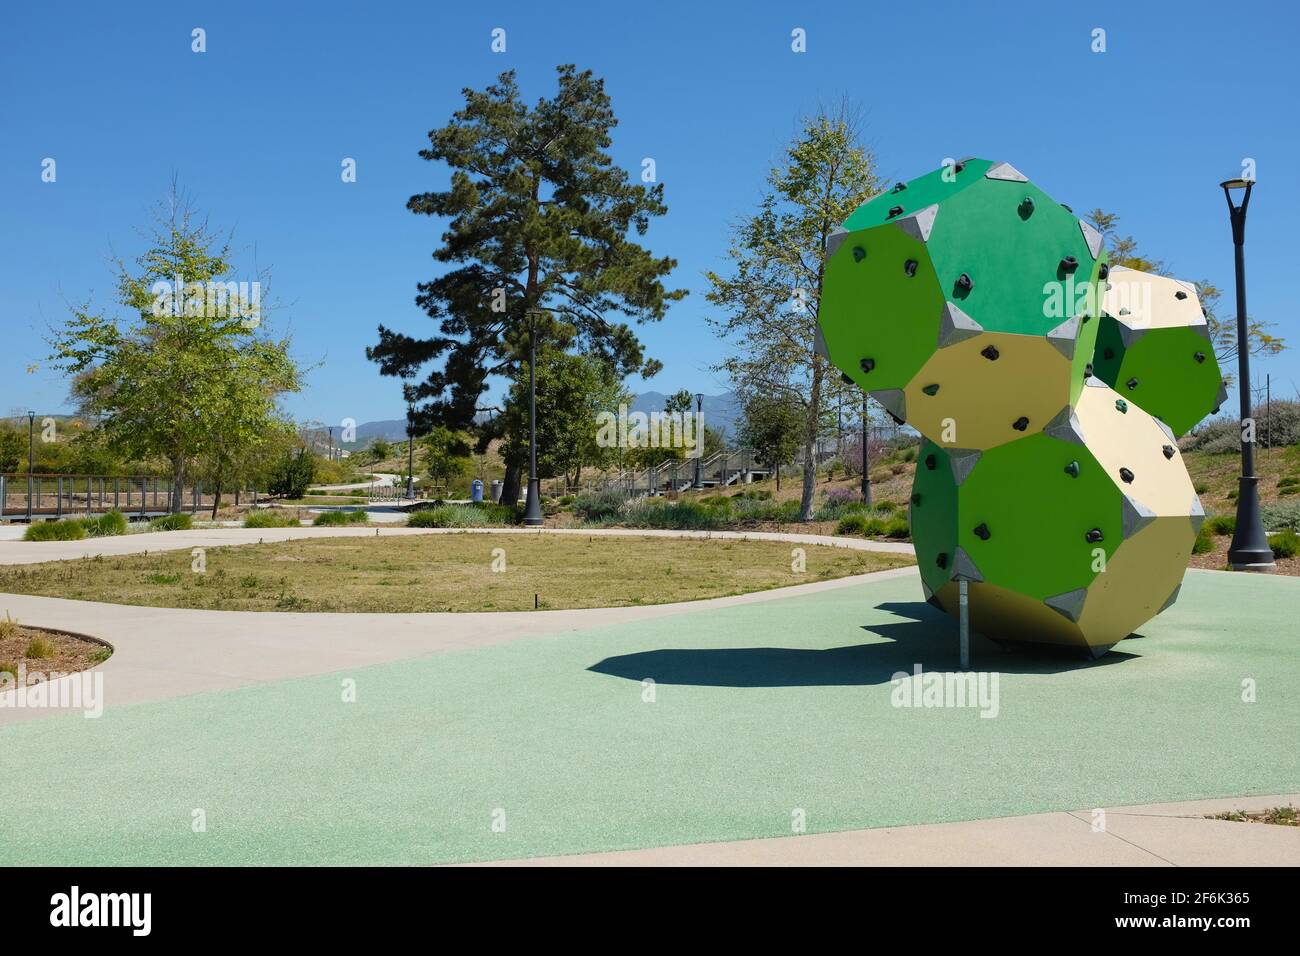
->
0;524;918;722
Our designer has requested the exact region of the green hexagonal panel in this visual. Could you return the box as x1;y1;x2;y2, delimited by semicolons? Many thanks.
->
842;158;994;232
819;222;945;391
956;432;1122;601
908;440;959;597
922;175;1102;337
1091;320;1224;436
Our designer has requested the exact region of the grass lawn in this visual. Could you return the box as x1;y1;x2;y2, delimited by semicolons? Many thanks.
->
0;533;914;612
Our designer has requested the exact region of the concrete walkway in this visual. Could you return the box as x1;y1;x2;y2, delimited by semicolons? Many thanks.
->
481;793;1300;866
0;524;915;565
0;526;915;722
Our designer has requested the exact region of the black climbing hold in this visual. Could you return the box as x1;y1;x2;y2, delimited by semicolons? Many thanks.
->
1102;347;1115;360
1115;399;1128;413
852;245;866;262
1162;445;1176;460
925;454;936;471
1018;197;1035;219
1012;416;1029;431
936;553;948;570
1175;290;1188;300
1084;362;1094;377
1194;351;1206;364
1126;377;1139;390
1085;528;1104;544
1059;255;1079;274
1119;467;1135;484
981;344;1000;361
954;160;966;173
973;523;990;541
904;259;918;277
1064;460;1080;478
892;182;907;193
1098;263;1110;280
859;357;876;374
887;205;904;218
921;383;940;396
911;492;922;505
955;273;973;293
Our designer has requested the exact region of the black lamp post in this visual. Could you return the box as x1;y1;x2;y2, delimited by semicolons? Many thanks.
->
26;410;35;521
522;309;544;526
405;405;415;500
692;393;704;490
1221;177;1274;571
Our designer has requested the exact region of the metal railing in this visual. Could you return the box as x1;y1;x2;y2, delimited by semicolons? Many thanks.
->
0;473;245;522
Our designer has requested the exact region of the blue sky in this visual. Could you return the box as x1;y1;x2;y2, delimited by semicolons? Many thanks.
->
2;0;1296;427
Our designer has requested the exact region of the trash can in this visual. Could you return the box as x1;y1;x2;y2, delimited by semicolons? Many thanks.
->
489;479;503;503
471;479;484;503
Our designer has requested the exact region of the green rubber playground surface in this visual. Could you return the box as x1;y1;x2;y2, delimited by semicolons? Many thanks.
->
2;569;1296;865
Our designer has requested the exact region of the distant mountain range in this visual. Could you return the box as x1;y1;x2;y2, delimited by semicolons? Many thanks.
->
331;392;740;448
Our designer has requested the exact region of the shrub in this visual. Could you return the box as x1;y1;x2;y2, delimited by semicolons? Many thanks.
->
1182;401;1300;451
874;500;898;514
835;514;871;536
1193;482;1210;495
406;503;515;528
571;489;627;522
0;660;17;680
23;519;86;542
312;509;367;526
1206;515;1236;536
883;515;911;539
24;635;56;659
243;510;300;529
0;613;17;640
1262;501;1300;532
1269;529;1300;559
83;510;128;537
148;512;193;532
1192;526;1215;554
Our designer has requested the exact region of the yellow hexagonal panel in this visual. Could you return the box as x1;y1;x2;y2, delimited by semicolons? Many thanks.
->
903;331;1074;451
1103;266;1204;333
1074;381;1196;516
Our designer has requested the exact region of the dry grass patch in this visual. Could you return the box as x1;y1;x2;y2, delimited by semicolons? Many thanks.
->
0;533;914;613
0;618;111;686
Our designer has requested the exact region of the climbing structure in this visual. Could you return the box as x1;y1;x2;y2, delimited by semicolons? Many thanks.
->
819;159;1222;657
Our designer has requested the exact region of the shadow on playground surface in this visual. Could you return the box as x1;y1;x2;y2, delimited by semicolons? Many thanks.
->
588;600;1141;688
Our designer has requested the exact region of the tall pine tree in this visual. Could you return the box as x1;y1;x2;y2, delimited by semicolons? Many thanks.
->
369;65;685;501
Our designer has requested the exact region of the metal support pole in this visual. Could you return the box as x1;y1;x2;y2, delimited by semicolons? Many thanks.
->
523;310;544;526
26;411;34;521
56;477;63;518
958;577;971;671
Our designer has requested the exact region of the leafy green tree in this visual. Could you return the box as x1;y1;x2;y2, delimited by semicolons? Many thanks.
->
499;348;627;488
423;425;474;492
368;65;686;504
0;427;23;473
268;446;315;499
48;192;301;512
707;108;881;520
1085;208;1285;374
737;391;803;492
369;437;392;462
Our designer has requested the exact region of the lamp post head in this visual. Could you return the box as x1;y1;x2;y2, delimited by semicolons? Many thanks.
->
1220;178;1253;191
